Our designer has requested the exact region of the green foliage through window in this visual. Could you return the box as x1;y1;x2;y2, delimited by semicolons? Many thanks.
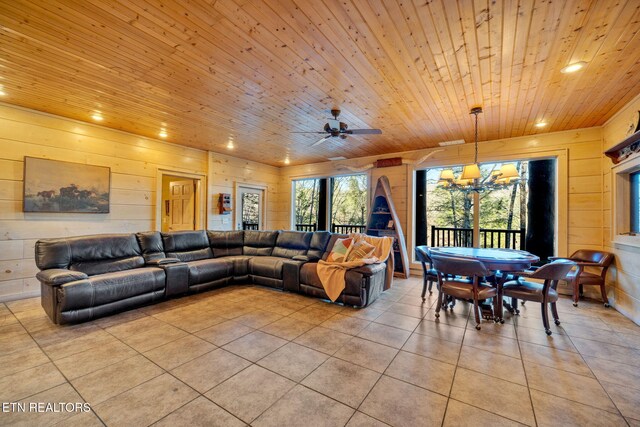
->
331;175;367;226
424;162;529;243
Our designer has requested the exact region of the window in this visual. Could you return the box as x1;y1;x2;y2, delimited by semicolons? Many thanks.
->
415;159;556;262
292;174;367;232
293;178;322;231
631;170;640;234
330;175;367;233
613;156;640;246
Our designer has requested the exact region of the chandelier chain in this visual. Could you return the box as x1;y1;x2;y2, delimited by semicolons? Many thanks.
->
474;111;479;164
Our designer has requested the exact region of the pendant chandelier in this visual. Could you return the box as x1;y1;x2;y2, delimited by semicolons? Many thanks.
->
437;107;519;192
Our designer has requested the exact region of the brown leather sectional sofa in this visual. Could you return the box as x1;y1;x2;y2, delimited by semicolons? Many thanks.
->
35;230;389;324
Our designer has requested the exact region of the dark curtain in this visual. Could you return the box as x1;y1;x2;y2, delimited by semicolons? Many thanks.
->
526;159;555;264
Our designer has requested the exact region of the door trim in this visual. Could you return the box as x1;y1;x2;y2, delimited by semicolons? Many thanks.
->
234;182;268;230
156;169;207;231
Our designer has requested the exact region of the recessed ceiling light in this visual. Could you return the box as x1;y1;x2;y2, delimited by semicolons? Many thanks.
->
560;61;587;74
534;122;548;128
328;156;347;161
284;158;290;165
158;129;168;138
438;139;465;147
226;141;234;149
91;112;103;121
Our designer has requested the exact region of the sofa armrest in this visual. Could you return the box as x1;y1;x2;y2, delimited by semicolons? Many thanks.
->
283;259;307;293
36;269;88;286
146;257;180;266
155;261;189;296
349;263;387;277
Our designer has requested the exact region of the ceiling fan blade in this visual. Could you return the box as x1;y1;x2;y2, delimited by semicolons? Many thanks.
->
345;129;382;135
311;136;329;147
291;131;327;134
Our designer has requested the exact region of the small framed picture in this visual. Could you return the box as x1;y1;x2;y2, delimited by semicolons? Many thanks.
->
387;220;394;229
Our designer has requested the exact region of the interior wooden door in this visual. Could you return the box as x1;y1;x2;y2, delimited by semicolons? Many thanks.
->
169;180;195;231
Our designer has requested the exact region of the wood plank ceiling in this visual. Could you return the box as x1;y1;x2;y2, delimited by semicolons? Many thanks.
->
1;0;639;166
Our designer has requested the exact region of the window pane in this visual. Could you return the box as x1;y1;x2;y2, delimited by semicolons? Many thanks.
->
241;193;260;230
417;159;553;258
631;171;640;234
331;175;368;233
477;162;529;249
293;179;320;230
425;166;475;245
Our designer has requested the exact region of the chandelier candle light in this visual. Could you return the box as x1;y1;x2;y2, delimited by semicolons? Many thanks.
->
438;107;519;192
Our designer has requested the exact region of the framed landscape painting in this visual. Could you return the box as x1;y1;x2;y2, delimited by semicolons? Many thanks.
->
23;157;110;213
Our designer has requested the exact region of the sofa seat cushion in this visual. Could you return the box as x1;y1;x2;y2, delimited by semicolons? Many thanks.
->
224;255;251;277
187;258;235;286
249;256;285;279
300;262;385;297
58;267;165;311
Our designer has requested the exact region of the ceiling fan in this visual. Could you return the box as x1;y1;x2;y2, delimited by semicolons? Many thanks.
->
295;109;382;147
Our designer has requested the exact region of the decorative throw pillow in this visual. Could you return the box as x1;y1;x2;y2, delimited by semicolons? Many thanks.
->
346;240;376;261
326;237;353;262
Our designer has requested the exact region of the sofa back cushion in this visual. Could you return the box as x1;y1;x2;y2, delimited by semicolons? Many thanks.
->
208;231;244;257
35;234;145;276
136;231;166;262
307;231;331;261
322;234;348;261
243;231;278;256
162;231;213;262
272;231;312;258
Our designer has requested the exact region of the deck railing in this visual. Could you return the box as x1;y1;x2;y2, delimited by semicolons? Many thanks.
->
295;223;317;231
294;223;367;233
242;222;259;230
430;225;525;250
332;224;366;234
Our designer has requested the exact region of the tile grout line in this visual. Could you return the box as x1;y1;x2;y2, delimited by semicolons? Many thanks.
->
513;312;540;427
558;318;630;421
438;305;470;427
8;306;110;426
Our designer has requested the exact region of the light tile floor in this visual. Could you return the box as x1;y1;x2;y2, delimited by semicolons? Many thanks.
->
1;277;639;426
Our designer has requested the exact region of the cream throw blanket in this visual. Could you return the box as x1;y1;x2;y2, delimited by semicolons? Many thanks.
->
317;233;394;302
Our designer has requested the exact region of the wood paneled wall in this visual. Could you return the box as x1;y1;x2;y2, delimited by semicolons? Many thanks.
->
3;101;633;325
0;104;209;301
602;94;640;325
279;127;604;284
207;152;280;231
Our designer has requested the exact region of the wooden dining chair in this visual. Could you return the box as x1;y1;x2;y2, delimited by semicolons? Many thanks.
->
503;259;575;335
431;254;495;330
415;246;438;301
550;250;614;307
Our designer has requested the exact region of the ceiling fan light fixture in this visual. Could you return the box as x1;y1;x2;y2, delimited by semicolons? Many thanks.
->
305;108;382;147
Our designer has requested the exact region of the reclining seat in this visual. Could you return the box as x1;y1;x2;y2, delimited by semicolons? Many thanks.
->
36;234;166;324
246;230;312;289
207;231;249;283
299;234;387;307
162;230;232;292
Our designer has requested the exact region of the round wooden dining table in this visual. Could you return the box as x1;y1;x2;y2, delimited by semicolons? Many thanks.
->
427;247;540;321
